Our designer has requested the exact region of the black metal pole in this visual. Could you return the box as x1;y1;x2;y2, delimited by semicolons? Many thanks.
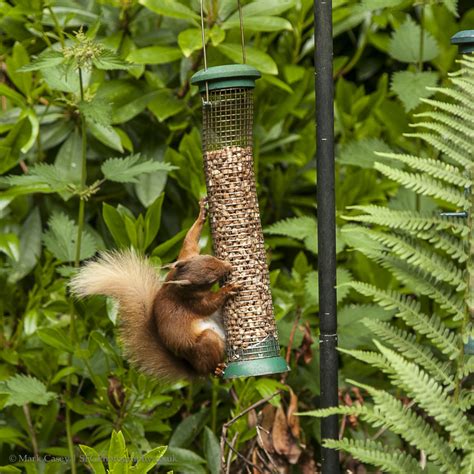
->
314;0;339;473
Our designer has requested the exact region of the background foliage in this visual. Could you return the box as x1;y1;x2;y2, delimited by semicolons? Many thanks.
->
0;0;473;472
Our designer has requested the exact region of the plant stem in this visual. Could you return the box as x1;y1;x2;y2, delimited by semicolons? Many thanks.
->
418;5;425;73
47;4;65;48
74;67;87;268
23;404;39;458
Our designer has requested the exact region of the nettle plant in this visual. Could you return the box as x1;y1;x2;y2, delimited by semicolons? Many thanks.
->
301;56;474;472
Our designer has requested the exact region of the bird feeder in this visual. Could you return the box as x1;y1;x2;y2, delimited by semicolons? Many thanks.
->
191;64;289;378
451;30;474;54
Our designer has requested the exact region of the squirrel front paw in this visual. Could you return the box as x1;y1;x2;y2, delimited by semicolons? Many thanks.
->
198;197;208;221
222;283;241;296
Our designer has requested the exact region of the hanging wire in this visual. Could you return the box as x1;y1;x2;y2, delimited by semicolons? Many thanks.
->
200;0;210;103
237;0;246;64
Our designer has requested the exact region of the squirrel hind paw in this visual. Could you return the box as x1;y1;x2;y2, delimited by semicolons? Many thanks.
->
214;362;227;378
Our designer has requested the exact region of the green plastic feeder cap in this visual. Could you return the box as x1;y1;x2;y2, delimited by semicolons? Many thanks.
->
191;64;261;93
224;356;289;379
451;30;474;53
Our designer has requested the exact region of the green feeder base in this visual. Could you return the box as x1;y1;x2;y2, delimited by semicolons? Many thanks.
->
224;356;289;379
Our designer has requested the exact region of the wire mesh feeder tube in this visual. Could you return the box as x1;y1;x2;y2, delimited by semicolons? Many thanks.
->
191;64;289;378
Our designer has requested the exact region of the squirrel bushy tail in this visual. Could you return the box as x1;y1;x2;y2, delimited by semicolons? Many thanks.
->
69;250;194;381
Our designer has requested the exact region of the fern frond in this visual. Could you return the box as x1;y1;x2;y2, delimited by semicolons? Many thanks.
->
367;230;466;290
414;110;474;144
409;122;474;157
413;229;467;263
368;254;464;319
424;87;474;112
323;439;423;474
402;133;471;169
421;97;474;123
377;152;469;187
449;77;474;101
345;205;469;235
457;389;474;411
353;380;461;471
377;343;473;450
363;319;455;388
461;452;474;474
350;282;460;358
337;347;395;375
375;162;468;207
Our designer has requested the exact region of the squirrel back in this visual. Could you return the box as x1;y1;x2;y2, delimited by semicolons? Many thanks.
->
70;250;195;381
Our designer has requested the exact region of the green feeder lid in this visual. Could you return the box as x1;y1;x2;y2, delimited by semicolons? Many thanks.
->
451;30;474;53
191;64;261;93
223;356;289;379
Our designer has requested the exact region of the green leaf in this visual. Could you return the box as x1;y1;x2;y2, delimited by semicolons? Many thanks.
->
178;29;205;57
265;216;317;254
223;16;292;32
337;138;393;169
43;212;97;262
6;42;32;95
144;194;164;249
203;427;220;474
230;0;296;17
139;0;199;23
55;130;82;187
101;154;176;183
108;430;128;472
391;71;438;112
127;46;182;65
79;445;106;474
0;374;56;406
148;89;185;122
0;234;19;261
87;121;123;152
18;49;65;71
0;84;26;108
8;208;42;283
37;327;73;353
132;446;167;473
169;410;208;448
388;17;439;63
92;49;131;70
135;168;168;208
357;0;405;11
103;203;130;248
217;43;278;75
79;99;112;126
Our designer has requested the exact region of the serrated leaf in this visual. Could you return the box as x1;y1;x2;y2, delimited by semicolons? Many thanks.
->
92;49;131;70
18;49;65;72
43;212;97;262
337;138;393;169
391;71;438;111
101;154;176;183
79;99;112;126
0;374;56;406
388;17;439;63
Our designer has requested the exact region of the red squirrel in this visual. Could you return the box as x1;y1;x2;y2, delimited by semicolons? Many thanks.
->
70;199;238;381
